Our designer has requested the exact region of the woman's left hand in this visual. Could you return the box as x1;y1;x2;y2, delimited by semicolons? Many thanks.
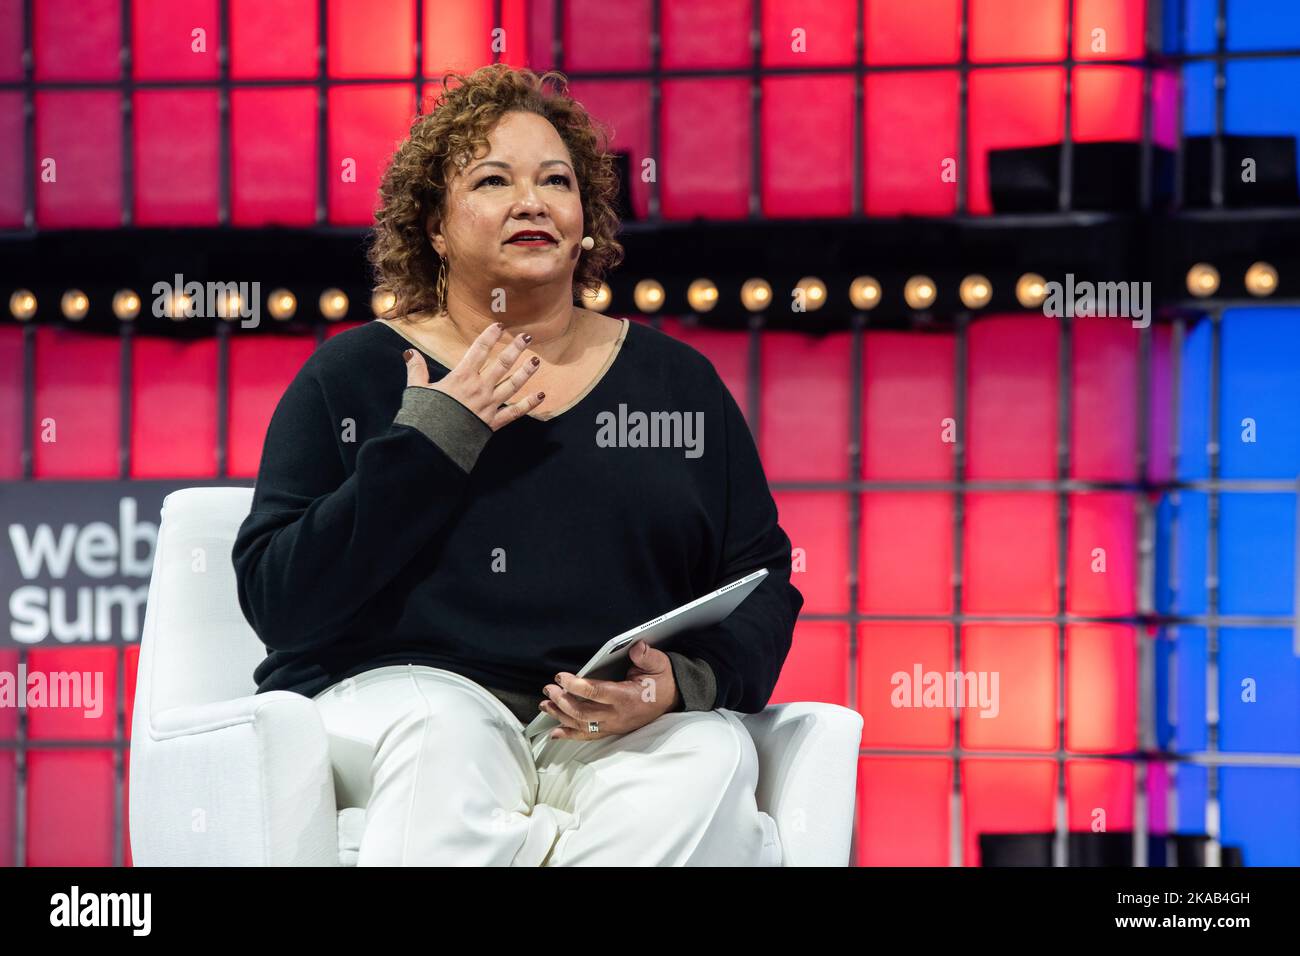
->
540;640;678;741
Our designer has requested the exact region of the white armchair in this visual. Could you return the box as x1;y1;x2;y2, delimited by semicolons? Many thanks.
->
129;486;862;866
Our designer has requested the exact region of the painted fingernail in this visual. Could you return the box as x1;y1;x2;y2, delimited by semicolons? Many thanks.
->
531;356;540;366
402;348;413;361
523;333;533;343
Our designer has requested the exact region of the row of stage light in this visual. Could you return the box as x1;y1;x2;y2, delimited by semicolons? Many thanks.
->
4;262;1280;322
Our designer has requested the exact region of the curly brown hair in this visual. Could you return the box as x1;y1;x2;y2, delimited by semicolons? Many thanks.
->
365;63;625;318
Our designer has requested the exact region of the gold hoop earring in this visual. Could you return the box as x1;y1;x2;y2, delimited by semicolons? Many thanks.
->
436;256;448;314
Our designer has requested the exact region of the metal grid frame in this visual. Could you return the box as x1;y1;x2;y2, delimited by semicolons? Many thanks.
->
3;0;1300;868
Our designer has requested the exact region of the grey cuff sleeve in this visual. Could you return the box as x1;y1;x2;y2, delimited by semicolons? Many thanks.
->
393;386;492;473
667;651;718;712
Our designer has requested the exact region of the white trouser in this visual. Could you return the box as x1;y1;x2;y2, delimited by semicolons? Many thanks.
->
311;663;782;866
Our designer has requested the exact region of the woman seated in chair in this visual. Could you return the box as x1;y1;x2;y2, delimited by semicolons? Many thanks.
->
231;62;803;866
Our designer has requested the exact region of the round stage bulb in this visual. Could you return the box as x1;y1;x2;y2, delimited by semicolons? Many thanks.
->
319;288;349;320
167;293;192;321
904;275;936;310
740;279;772;312
687;279;719;313
1245;261;1277;297
61;289;89;321
1186;263;1219;298
219;289;244;321
959;274;992;309
112;289;141;320
581;282;612;312
633;280;664;313
1016;273;1048;308
849;276;881;311
371;290;397;316
268;289;297;320
792;277;826;312
9;289;37;320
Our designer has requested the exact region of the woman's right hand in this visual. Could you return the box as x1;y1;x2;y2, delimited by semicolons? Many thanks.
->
402;321;544;432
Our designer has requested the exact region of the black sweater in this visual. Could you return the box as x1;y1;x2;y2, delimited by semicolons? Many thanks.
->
231;316;803;727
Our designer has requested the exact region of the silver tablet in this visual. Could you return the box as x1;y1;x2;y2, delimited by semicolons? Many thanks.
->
522;568;769;740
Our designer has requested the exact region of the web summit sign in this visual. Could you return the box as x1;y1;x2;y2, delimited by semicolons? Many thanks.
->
1;480;251;646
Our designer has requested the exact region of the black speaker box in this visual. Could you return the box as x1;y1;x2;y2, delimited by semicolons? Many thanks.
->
1183;134;1299;206
1068;830;1134;866
979;831;1055;866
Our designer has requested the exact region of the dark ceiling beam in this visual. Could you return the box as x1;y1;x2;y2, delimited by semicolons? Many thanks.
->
1;212;1297;332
